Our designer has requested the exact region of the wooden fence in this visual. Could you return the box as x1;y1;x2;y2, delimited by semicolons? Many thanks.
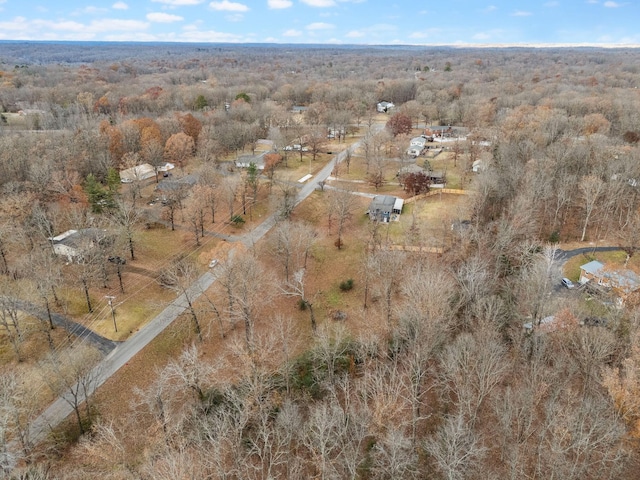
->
403;188;471;204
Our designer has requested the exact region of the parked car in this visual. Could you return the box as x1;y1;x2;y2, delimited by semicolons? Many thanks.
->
209;259;219;268
561;278;575;289
108;256;126;265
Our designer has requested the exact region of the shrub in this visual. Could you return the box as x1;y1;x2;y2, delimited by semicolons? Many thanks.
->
339;278;354;291
231;215;245;226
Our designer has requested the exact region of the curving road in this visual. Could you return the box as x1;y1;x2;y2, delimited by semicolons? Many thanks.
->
555;246;622;261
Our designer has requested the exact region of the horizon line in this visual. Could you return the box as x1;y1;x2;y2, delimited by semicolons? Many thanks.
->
1;39;639;49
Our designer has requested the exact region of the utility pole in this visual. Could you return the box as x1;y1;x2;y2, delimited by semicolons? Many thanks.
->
105;295;117;332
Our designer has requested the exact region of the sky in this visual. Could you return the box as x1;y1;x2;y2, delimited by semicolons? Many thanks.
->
0;0;639;46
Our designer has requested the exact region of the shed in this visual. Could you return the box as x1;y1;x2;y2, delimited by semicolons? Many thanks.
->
397;163;425;177
255;139;275;152
157;162;175;173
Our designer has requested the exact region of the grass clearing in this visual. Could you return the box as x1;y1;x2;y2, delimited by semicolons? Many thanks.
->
563;249;631;281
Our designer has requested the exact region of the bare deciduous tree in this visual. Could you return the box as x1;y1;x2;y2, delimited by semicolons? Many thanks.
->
218;254;269;348
439;322;509;425
424;413;486;480
327;187;358;249
579;174;605;242
281;267;317;333
161;260;205;342
40;345;103;435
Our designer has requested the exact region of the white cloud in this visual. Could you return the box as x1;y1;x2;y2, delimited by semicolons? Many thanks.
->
74;6;108;15
152;0;204;5
300;0;336;7
112;2;129;9
604;1;621;6
346;30;365;38
225;13;244;21
268;0;293;8
209;0;249;11
147;12;184;22
0;16;151;41
408;28;443;39
179;26;247;42
283;29;302;36
306;22;335;30
88;18;150;32
511;10;532;16
484;5;497;12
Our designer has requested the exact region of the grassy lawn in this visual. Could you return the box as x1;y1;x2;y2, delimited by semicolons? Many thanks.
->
562;249;629;281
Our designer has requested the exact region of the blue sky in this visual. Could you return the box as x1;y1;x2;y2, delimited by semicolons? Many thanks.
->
0;0;638;45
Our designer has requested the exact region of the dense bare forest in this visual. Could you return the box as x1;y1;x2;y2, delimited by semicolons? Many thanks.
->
2;42;640;479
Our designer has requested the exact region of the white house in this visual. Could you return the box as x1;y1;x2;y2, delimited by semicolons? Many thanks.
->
410;137;427;148
377;101;395;113
120;163;156;183
407;145;425;157
49;229;108;263
472;160;484;173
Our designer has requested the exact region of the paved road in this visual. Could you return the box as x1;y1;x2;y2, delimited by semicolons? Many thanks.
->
556;246;622;261
25;128;379;448
548;245;623;294
13;299;117;355
241;133;375;247
28;270;218;445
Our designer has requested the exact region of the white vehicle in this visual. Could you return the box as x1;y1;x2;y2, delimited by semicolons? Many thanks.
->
209;259;219;268
561;278;575;289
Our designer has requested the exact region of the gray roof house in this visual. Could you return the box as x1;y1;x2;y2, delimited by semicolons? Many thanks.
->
367;195;404;222
407;145;425;157
49;228;109;263
235;152;266;170
579;260;640;306
410;137;427;147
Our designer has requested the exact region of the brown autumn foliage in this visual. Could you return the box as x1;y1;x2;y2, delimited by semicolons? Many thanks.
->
1;43;640;479
385;112;412;136
178;113;202;144
164;132;195;168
